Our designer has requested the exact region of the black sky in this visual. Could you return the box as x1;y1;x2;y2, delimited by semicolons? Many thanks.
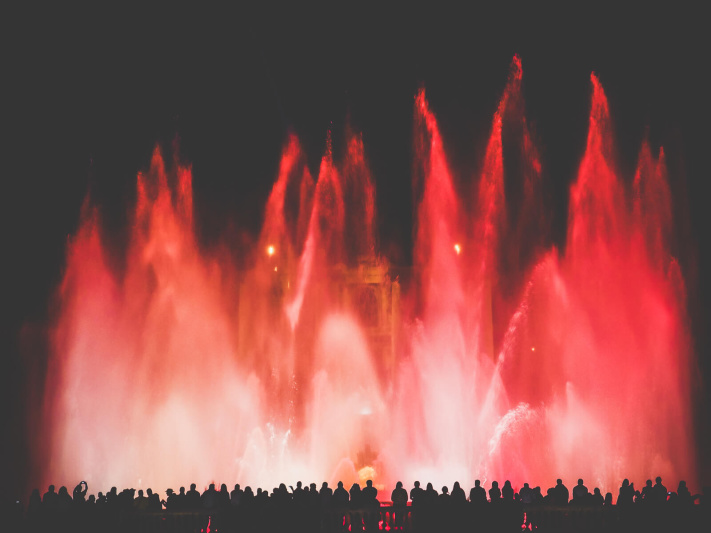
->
2;4;709;500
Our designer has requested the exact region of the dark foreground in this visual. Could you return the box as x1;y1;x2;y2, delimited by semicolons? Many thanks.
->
2;503;706;533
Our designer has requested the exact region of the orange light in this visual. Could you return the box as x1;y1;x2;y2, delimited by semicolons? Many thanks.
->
274;266;278;272
454;243;462;255
531;347;536;352
267;245;275;257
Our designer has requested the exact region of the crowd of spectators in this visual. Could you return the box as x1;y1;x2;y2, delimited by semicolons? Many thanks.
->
5;476;706;532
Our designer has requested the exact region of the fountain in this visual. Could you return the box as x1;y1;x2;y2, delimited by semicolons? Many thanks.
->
35;56;696;495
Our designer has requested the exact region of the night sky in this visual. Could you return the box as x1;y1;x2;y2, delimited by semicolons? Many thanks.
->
2;4;709;501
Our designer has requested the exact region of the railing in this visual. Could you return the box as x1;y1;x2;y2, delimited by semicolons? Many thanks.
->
15;503;704;533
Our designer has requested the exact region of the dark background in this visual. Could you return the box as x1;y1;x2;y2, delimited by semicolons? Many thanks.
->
2;4;708;501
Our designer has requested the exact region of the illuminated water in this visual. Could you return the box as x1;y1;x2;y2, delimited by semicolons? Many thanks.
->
37;57;695;495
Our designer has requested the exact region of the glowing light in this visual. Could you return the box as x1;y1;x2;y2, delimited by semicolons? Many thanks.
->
38;56;695;497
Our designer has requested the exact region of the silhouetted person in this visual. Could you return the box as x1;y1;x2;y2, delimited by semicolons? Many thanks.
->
330;481;349;533
554;479;568;505
652;476;667;503
641;479;653;502
230;484;242;506
572;479;588;503
106;487;118;510
677;481;692;505
320;482;333;508
360;479;378;531
349;483;362;507
186;483;201;509
438;485;451;526
423;483;437;504
309;482;320;506
391;481;408;529
272;483;289;506
469;480;487;505
96;492;106;507
217;483;229;509
591;488;604;506
666;490;678;506
56;486;72;511
292;481;306;505
542;488;556;504
27;489;42;519
164;489;179;510
362;479;378;505
489;481;501;503
134;489;148;511
333;481;349;506
72;481;87;504
502;480;514;502
174;487;186;510
147;488;161;511
519;483;534;504
450;481;466;503
123;488;137;511
410;481;424;505
42;485;57;509
604;492;613;506
201;483;219;509
618;479;634;506
391;481;407;506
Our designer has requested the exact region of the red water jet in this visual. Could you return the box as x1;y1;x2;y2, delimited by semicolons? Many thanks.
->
36;58;696;496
